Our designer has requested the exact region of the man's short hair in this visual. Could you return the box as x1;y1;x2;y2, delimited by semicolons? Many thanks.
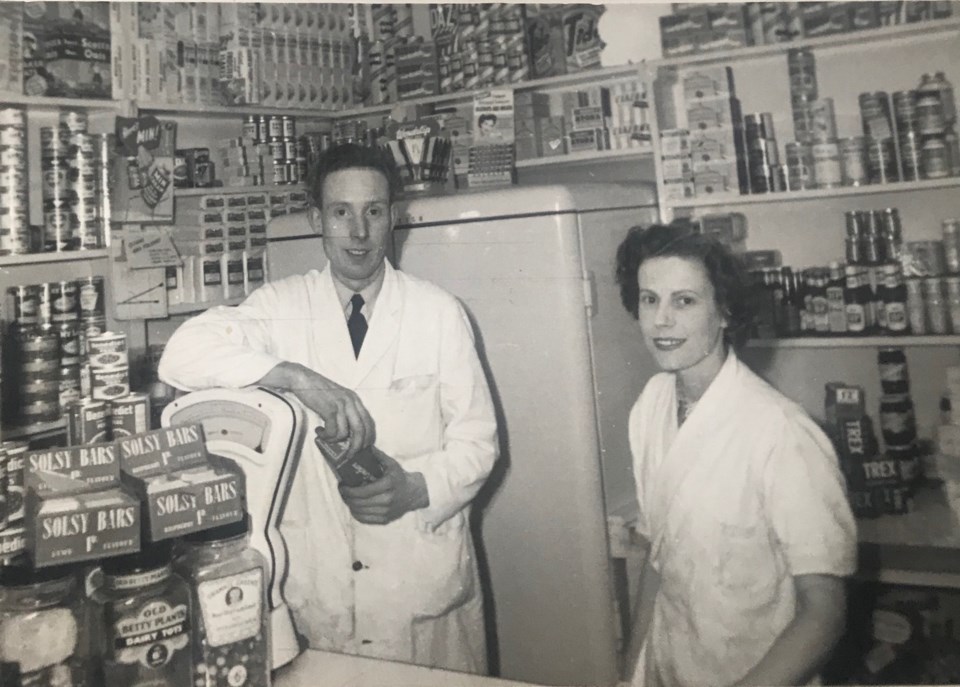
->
307;142;403;208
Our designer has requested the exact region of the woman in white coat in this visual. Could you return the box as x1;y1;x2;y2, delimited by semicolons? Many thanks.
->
616;225;857;686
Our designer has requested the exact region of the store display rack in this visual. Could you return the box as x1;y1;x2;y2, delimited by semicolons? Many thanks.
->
0;249;109;267
2;419;67;441
0;93;123;110
670;177;960;209
136;101;336;118
747;335;960;349
174;185;304;197
515;146;653;169
659;17;960;68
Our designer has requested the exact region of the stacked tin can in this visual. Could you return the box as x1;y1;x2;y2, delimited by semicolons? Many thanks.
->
786;48;848;190
40;112;107;252
744;113;782;193
859;92;901;184
915;72;958;179
0;107;29;255
876;348;921;498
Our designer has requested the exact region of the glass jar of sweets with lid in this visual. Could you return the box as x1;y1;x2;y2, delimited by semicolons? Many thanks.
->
175;514;271;687
0;563;90;686
90;541;193;686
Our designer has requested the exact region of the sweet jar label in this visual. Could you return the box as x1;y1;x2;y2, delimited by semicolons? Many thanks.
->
198;569;263;647
111;599;190;668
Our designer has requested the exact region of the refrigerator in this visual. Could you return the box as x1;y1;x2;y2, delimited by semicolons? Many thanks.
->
266;184;660;686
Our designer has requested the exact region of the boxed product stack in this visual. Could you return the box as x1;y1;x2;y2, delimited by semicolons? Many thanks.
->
825;381;915;518
0;3;22;95
22;442;141;567
355;3;415;105
117;424;244;543
660;3;752;57
671;65;748;199
21;2;112;99
109;3;356;109
0;442;27;562
937;366;960;462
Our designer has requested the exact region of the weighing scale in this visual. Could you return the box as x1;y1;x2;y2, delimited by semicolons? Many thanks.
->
161;387;307;670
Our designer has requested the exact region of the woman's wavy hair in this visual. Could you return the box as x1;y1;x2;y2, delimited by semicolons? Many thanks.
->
615;223;754;349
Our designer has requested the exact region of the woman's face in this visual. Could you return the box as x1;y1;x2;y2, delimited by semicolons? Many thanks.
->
637;255;728;379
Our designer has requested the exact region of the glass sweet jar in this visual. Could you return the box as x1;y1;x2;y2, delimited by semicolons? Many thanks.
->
89;541;194;687
175;514;271;687
0;563;90;686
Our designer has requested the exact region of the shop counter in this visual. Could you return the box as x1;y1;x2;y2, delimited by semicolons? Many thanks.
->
274;649;548;687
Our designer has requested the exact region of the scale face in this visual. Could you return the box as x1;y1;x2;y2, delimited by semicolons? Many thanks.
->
162;387;307;669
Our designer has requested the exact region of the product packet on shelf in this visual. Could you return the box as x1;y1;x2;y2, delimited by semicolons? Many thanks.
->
117;424;245;541
111;114;177;222
22;438;140;566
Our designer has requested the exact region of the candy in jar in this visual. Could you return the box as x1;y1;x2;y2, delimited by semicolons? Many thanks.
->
0;564;89;686
175;514;271;687
90;541;193;686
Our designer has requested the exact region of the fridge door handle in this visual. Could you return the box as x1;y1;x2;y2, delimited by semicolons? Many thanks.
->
582;271;597;318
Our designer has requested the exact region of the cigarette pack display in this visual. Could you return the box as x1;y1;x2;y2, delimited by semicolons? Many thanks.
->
22;2;112;99
27;486;140;567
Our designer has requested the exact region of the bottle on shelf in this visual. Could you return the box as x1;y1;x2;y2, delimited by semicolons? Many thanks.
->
826;262;848;336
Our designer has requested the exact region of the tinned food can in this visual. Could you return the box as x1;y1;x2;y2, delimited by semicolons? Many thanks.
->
812;141;842;189
16;323;59;358
2;441;28;523
9;285;39;326
879;394;917;447
59;364;81;411
66;398;111;445
0;447;7;530
839;137;867;186
109;393;151;438
87;331;128;368
90;364;129;402
50;280;79;323
77;276;106;318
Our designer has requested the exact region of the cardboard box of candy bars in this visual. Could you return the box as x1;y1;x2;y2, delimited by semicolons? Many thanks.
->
23;443;140;567
118;423;246;542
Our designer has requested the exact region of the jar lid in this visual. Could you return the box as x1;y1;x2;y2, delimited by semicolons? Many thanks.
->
183;512;250;544
102;541;173;576
0;563;74;588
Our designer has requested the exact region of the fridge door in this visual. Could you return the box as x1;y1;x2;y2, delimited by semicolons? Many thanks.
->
574;201;660;519
395;184;656;686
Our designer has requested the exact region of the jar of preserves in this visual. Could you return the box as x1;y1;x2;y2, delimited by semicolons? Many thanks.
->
879;394;918;447
90;542;193;687
877;347;909;395
0;564;89;686
174;514;271;687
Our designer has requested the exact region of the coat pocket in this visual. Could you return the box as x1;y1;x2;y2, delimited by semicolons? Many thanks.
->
715;522;779;601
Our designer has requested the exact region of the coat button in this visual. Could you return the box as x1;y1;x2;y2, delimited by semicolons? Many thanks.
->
352;560;363;571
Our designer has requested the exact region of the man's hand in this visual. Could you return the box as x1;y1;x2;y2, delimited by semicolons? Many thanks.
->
261;361;375;455
339;452;429;525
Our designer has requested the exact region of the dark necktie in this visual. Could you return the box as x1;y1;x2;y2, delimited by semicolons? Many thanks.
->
347;293;367;358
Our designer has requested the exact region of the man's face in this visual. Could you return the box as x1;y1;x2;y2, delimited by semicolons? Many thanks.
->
315;168;394;291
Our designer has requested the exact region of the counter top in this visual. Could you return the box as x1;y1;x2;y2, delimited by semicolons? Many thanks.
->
274;649;548;687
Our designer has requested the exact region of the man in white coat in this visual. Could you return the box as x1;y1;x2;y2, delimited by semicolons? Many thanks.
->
158;143;499;673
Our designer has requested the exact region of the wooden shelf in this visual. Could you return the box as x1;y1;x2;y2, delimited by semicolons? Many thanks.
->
175;185;303;197
334;64;647;119
0;249;109;267
137;102;336;118
515;147;653;168
670;177;960;209
2;419;67;441
658;18;960;69
747;335;960;349
0;94;122;110
167;297;246;316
